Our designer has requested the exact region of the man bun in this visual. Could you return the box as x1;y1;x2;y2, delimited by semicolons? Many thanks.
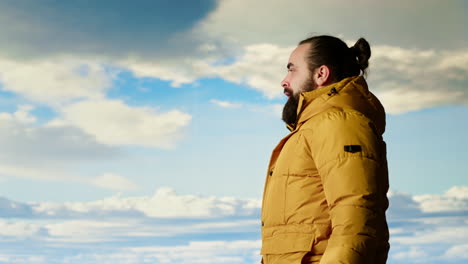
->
299;35;372;81
351;38;371;71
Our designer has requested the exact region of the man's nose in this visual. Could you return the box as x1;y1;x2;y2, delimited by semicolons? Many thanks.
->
281;78;289;89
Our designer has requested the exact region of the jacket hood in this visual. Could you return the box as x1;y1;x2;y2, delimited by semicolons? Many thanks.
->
290;76;386;135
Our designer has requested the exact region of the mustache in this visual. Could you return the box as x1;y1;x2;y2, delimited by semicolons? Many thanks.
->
284;88;293;97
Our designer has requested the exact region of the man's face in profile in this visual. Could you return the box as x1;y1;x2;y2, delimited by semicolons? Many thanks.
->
281;43;315;125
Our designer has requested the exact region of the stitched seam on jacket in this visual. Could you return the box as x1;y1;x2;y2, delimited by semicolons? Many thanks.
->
315;155;381;171
329;203;382;210
264;223;329;228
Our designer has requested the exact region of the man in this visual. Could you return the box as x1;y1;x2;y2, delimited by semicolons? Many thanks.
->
261;35;390;264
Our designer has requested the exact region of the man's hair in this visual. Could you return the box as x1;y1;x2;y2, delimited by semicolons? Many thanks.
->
299;35;371;82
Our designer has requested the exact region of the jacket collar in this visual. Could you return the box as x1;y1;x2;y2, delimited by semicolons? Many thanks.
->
286;76;386;135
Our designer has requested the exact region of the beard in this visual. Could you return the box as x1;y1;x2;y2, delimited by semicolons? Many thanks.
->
281;94;300;125
282;77;315;126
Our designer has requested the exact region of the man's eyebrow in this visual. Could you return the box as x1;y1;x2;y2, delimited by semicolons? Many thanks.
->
287;63;294;69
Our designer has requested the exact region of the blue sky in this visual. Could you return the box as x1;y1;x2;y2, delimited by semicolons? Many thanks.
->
0;0;467;263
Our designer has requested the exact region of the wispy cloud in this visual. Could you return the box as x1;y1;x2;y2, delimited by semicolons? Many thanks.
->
210;99;242;108
444;244;468;260
90;173;139;191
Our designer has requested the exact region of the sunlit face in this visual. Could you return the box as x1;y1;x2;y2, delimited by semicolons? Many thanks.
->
281;43;315;98
281;43;317;125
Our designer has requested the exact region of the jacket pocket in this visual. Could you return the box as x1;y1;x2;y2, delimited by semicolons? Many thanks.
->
263;172;288;226
284;170;324;224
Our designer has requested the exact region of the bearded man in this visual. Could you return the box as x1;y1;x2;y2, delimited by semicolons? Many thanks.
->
260;35;390;264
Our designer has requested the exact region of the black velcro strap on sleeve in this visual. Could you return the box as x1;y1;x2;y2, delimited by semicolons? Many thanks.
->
344;145;362;153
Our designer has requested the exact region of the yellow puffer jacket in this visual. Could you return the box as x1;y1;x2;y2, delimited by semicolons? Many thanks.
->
261;76;390;263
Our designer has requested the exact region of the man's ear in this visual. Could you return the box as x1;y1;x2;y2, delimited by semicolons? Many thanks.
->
313;65;331;88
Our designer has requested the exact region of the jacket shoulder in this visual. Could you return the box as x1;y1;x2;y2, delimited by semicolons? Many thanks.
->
300;107;370;131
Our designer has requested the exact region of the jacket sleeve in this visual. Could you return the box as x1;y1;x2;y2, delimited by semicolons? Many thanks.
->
307;110;389;264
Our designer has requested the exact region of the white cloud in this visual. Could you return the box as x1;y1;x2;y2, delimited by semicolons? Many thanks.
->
209;44;468;112
212;44;291;98
0;57;111;106
45;220;130;242
0;255;46;264
0;108;135;191
130;240;260;252
0;163;141;192
0;105;118;165
391;221;468;245
445;186;468;199
51;99;191;148
0;56;193;149
392;246;428;260
369;47;468;114
0;185;459;221
0;105;128;185
126;240;261;263
118;57;212;88
386;190;423;219
210;99;241;108
414;186;468;213
9;105;36;123
0;196;32;217
444;244;468;259
0;163;79;182
0;54;193;151
45;240;261;264
376;88;462;114
31;187;261;219
90;173;139;191
386;186;468;221
0;220;47;237
118;43;290;99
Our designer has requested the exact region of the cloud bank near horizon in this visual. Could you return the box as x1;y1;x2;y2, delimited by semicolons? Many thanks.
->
0;186;467;264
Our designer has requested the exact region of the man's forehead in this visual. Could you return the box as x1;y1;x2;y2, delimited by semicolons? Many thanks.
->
294;43;310;58
288;43;310;67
